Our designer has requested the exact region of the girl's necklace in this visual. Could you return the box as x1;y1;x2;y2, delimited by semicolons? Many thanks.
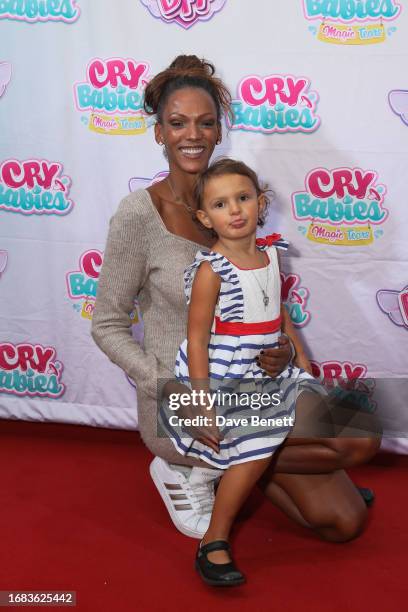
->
166;177;194;214
250;266;270;310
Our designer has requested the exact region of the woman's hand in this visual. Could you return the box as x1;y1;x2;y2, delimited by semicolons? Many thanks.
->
182;404;222;454
256;334;292;377
163;381;222;453
192;407;223;454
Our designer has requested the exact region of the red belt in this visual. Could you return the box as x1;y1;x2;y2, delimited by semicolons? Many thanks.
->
214;315;281;336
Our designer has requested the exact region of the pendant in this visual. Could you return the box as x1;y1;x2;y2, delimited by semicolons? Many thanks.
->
262;292;269;308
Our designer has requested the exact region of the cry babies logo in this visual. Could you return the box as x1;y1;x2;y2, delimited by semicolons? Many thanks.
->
140;0;227;28
0;0;80;23
0;158;74;216
74;58;152;136
228;74;320;135
303;0;401;45
66;249;140;327
311;360;376;412
66;250;103;320
0;342;65;398
292;166;388;246
280;272;311;327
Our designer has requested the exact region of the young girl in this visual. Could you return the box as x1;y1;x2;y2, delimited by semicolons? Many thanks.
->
160;158;325;587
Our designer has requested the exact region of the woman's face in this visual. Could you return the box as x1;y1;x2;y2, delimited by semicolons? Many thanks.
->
155;87;221;175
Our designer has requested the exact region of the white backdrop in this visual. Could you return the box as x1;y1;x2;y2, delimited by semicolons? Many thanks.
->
1;0;407;452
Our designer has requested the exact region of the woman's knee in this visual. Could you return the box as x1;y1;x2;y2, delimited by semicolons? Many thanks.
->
329;437;381;467
323;505;368;542
307;502;368;543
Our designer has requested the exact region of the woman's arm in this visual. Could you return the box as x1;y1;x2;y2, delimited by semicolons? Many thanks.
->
277;248;312;374
281;305;313;374
257;246;308;377
91;194;169;398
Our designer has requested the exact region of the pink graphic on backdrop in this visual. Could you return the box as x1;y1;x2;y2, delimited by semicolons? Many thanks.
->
228;73;320;134
66;249;108;322
66;249;103;301
292;166;389;247
311;360;376;412
389;90;408;126
280;272;311;327
377;286;408;329
74;57;152;135
293;167;389;225
0;62;11;98
0;158;74;216
140;0;227;28
0;342;65;398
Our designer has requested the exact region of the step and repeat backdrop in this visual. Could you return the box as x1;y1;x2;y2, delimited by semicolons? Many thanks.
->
0;1;407;451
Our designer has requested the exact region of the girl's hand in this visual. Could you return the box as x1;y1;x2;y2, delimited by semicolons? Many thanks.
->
256;335;292;377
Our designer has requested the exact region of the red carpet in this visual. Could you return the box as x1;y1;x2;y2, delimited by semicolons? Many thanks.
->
0;419;407;611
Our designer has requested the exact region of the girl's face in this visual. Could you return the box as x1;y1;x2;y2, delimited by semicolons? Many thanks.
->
155;87;221;175
196;174;265;240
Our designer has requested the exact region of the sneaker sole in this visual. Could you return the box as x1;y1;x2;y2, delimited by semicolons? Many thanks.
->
149;460;206;539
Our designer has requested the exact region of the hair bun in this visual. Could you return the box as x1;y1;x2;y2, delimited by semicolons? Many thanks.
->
143;54;231;120
169;55;215;77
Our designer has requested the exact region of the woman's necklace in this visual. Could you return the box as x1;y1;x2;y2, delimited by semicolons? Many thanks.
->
166;177;194;214
250;266;270;310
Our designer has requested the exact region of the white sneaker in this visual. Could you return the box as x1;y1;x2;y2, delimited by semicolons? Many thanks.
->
149;457;223;539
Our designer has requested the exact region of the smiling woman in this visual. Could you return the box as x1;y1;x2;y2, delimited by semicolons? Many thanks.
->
142;55;230;229
91;55;380;574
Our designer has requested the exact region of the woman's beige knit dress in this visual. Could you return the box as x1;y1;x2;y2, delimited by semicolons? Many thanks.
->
91;189;206;466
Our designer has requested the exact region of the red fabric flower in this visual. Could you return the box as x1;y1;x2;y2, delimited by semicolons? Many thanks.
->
255;233;282;247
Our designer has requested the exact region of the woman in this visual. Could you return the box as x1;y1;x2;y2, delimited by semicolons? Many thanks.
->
91;55;380;546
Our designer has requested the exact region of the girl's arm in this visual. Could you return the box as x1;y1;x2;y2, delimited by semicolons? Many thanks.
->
185;262;222;452
187;261;221;390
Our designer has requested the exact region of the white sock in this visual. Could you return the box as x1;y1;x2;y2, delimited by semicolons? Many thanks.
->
168;463;192;477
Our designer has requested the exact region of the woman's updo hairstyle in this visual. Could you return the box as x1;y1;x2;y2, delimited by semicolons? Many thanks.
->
144;55;232;123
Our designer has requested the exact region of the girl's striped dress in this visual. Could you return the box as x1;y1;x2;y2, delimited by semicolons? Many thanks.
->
160;234;324;469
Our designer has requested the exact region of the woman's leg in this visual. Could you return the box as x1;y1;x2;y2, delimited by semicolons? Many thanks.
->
271;436;381;474
258;391;378;541
272;390;381;474
259;469;367;542
202;457;271;563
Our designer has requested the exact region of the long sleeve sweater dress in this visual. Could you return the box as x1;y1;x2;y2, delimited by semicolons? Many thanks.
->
91;189;206;466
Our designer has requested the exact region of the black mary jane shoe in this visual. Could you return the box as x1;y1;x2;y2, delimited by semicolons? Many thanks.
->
357;487;375;507
195;540;246;587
